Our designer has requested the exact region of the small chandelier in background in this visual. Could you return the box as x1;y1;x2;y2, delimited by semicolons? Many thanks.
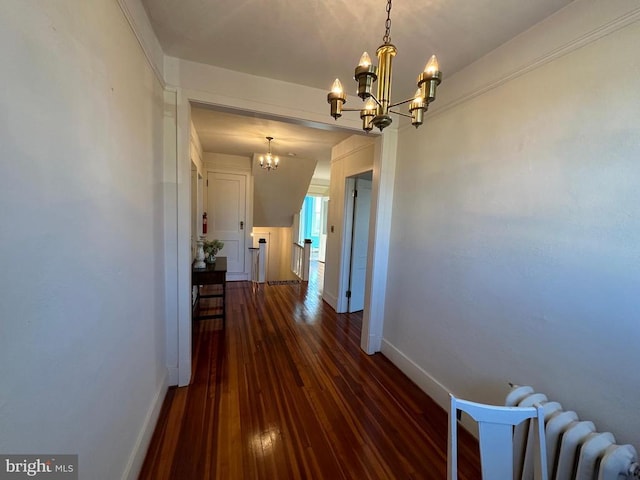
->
259;136;279;171
327;0;442;132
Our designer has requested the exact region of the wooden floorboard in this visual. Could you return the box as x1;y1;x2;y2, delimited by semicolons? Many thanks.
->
139;267;480;479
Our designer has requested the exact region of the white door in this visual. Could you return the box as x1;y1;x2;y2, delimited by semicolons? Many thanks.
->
207;171;247;278
319;197;329;262
349;178;372;312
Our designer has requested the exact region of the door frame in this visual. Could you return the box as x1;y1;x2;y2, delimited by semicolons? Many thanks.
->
171;90;396;385
342;173;372;313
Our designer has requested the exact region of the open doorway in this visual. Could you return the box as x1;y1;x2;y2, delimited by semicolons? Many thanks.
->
174;98;387;385
343;171;373;313
299;195;329;262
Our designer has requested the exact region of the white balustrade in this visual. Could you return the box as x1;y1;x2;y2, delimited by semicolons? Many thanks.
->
291;239;311;281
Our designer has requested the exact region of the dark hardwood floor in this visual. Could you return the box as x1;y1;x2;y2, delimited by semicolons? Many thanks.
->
139;264;480;479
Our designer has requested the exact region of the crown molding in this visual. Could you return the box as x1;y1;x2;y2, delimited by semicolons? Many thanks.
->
397;2;640;135
420;4;640;125
116;0;166;87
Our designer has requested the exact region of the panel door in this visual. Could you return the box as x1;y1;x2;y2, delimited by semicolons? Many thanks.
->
349;179;372;312
206;171;246;276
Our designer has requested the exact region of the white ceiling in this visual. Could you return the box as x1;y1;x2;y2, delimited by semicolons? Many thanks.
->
144;0;573;180
190;105;357;181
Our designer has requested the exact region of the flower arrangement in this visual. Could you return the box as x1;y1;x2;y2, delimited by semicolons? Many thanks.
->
203;239;224;263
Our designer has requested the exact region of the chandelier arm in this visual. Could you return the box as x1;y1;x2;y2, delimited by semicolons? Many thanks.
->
389;110;412;119
341;107;365;113
389;97;418;109
368;94;383;108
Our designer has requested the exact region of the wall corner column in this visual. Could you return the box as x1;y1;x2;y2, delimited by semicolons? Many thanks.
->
361;128;398;354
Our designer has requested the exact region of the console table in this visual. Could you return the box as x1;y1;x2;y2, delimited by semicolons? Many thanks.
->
192;256;227;325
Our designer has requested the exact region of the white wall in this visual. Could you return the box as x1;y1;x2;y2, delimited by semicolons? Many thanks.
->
0;2;167;479
382;0;640;450
252;153;317;227
204;152;252;172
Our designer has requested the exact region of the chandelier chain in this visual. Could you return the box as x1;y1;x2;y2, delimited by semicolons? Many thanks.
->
383;0;392;44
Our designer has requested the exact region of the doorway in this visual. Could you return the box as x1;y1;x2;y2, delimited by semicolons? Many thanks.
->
299;195;329;262
175;99;394;385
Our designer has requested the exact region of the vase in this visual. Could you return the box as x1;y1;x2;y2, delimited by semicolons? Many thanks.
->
194;237;206;269
206;253;216;264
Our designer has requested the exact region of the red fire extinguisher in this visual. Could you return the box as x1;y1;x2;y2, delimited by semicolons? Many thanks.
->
202;212;208;234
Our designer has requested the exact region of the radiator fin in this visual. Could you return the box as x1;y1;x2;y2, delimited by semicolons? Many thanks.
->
555;421;596;480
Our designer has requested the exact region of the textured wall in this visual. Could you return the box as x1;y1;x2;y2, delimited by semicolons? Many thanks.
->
383;2;640;450
0;1;167;478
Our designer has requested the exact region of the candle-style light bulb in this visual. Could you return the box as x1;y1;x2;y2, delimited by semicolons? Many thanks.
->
360;97;377;133
328;78;347;119
417;54;442;103
364;97;376;112
424;55;440;75
331;78;344;94
354;52;377;99
359;52;372;67
410;89;427;128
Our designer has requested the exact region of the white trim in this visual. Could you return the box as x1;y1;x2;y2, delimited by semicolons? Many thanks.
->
167;366;178;386
121;371;168;480
162;88;180;387
360;130;397;354
226;273;250;282
116;0;165;87
330;141;379;164
323;290;339;311
380;339;477;436
381;338;451;407
176;89;193;387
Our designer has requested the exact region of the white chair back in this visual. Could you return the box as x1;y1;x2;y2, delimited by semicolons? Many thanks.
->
448;394;548;480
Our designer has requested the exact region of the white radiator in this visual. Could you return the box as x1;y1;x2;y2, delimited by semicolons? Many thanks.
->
506;384;640;480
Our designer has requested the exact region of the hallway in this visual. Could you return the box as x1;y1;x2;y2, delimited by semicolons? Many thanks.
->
139;277;480;479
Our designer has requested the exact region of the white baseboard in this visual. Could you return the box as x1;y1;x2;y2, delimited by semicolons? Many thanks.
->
167;365;179;386
226;273;249;281
381;338;451;408
322;290;338;311
122;371;169;480
380;338;478;437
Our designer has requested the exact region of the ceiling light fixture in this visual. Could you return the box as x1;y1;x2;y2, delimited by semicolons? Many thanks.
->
259;136;279;171
327;0;442;132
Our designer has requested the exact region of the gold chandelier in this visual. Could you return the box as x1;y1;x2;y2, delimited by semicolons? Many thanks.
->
327;0;442;132
259;136;279;171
